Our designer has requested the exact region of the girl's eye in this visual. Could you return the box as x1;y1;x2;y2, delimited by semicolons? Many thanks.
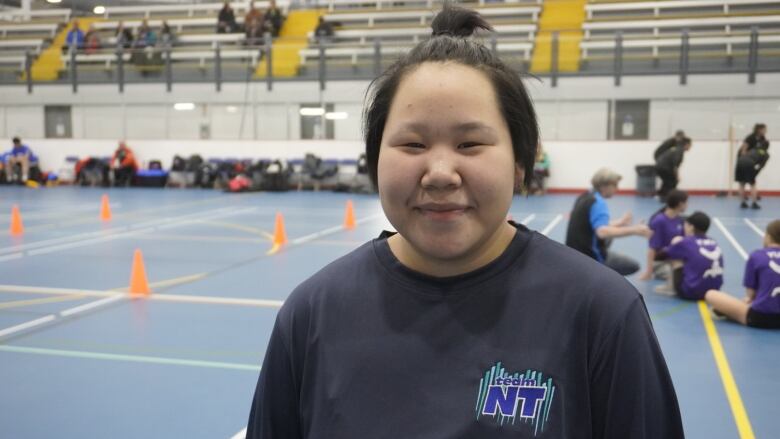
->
403;143;425;149
458;142;481;149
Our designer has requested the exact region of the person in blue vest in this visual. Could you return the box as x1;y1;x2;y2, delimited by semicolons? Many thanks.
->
247;5;682;438
565;168;652;276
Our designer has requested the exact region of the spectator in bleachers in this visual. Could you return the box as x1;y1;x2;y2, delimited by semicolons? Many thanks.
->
217;1;238;34
63;21;84;53
116;21;134;49
314;16;334;44
111;141;138;187
6;137;34;183
135;19;157;48
84;25;101;54
244;1;265;44
264;0;284;37
159;21;176;47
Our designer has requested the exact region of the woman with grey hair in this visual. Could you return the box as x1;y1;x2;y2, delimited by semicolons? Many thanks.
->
566;168;652;275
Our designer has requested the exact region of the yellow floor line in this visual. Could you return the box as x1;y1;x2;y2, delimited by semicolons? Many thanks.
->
0;294;86;310
198;220;274;240
697;301;756;439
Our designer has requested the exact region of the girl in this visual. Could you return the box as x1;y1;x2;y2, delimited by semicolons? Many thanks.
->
248;5;682;438
660;211;724;300
706;219;780;328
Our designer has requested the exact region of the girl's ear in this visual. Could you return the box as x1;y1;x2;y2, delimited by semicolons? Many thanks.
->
514;163;525;191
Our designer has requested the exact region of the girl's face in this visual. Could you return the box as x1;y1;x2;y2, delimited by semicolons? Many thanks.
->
684;222;695;237
377;62;521;272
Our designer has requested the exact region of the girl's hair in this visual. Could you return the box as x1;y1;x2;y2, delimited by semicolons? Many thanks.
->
767;219;780;245
363;3;539;189
753;123;766;134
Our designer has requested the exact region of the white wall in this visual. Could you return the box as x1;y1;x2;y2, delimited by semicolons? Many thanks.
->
21;138;780;192
3;74;780;191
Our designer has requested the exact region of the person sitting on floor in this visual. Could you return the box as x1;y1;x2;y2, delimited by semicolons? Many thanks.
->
639;189;688;281
705;219;780;329
111;141;138;186
657;211;724;300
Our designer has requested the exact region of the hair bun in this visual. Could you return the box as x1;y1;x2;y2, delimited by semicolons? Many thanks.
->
431;3;492;38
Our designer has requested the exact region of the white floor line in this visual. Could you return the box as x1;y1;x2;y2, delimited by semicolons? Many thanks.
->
0;284;284;308
289;213;385;246
713;217;749;261
1;207;257;261
0;227;130;255
743;218;765;239
541;214;564;236
230;427;247;439
520;214;535;225
0;294;125;341
0;315;56;338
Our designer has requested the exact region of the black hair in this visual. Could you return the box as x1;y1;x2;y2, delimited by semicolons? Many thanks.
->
665;189;688;209
12;137;20;143
674;130;685;137
685;211;710;235
754;123;767;134
363;3;539;189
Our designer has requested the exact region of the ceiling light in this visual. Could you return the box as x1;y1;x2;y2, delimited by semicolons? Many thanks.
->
174;103;195;111
299;107;325;116
325;112;348;120
226;105;238;113
46;0;62;4
93;6;106;14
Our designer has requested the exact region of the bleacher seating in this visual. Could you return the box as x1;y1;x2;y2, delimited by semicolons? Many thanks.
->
579;0;780;71
2;0;780;82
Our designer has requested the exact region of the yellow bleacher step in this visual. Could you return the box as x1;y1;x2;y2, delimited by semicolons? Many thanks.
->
531;0;586;74
27;18;101;81
255;10;321;78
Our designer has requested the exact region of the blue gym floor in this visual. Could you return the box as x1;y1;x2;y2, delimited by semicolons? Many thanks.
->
0;187;777;438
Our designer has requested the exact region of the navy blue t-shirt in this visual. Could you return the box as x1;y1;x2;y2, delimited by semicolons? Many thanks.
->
248;225;683;438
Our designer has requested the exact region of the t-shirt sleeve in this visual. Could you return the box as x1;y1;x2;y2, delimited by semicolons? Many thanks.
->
589;298;684;439
589;199;610;231
742;253;759;290
648;218;664;250
246;318;303;439
663;240;686;260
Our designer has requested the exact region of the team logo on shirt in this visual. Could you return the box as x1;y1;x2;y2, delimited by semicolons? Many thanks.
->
475;362;556;435
698;244;723;279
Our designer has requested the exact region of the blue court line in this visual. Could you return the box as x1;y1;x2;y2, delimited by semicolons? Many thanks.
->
0;345;261;372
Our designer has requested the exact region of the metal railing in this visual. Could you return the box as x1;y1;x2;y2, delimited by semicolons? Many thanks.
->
10;27;780;93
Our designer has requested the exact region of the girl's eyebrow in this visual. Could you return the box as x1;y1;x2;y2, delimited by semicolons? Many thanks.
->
396;121;496;134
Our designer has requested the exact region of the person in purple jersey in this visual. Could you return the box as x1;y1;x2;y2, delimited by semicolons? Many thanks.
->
705;219;780;329
639;190;687;281
658;212;723;300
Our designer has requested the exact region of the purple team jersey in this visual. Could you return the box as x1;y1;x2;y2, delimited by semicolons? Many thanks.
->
649;212;684;251
665;235;724;300
743;247;780;314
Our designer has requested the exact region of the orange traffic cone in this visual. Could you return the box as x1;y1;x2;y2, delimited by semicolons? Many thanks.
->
100;194;112;221
129;249;150;296
267;212;288;255
9;205;24;236
344;200;356;230
273;212;288;246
